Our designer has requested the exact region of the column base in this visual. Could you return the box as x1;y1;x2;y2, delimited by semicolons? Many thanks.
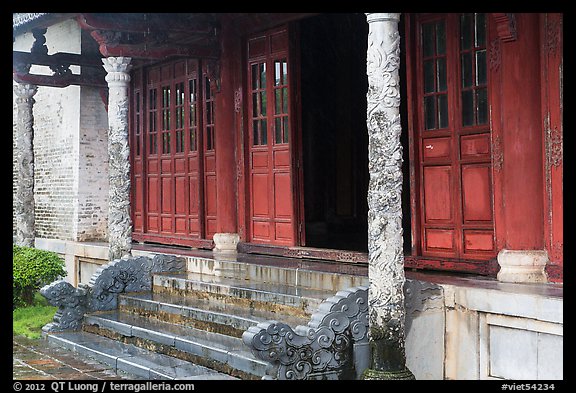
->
213;233;240;254
362;367;415;380
497;249;548;283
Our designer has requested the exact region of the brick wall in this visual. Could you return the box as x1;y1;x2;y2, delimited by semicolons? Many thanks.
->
76;86;109;241
13;19;109;242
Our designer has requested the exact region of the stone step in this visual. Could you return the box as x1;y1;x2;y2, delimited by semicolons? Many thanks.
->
119;291;309;338
152;271;336;318
186;256;369;292
46;331;238;380
83;310;268;379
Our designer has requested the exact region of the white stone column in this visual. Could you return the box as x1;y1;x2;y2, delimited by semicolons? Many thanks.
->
362;13;414;380
14;83;38;248
102;57;133;260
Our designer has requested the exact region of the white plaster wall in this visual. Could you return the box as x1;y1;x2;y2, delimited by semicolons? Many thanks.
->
13;19;109;243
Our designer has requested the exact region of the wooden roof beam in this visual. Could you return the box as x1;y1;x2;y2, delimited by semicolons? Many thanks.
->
77;13;215;35
90;30;219;60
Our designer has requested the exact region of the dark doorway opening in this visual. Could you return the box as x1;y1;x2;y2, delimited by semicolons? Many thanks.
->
299;13;411;254
300;14;369;252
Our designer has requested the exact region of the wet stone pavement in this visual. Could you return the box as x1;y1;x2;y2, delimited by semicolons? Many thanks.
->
13;335;143;380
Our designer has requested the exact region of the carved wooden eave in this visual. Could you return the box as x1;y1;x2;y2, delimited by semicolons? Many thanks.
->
492;13;517;42
13;13;78;38
89;30;219;60
13;50;106;88
77;13;220;61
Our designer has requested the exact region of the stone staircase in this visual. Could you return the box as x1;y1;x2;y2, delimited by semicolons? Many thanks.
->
42;253;368;380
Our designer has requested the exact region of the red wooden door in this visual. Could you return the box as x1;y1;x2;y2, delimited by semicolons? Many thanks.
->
414;13;495;260
246;26;298;246
131;59;216;247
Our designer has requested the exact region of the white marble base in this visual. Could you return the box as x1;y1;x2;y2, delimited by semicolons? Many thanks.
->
212;233;240;254
497;249;548;283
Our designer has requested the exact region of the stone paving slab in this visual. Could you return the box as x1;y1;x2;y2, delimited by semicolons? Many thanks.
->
13;335;140;380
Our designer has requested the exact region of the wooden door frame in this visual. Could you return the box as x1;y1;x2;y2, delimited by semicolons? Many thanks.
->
240;23;304;247
403;13;500;276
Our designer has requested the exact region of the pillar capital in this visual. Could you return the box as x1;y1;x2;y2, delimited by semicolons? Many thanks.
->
365;13;401;24
13;83;38;103
102;57;132;86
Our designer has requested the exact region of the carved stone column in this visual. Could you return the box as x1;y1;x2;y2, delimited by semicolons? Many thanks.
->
14;83;38;248
362;13;414;380
102;57;133;260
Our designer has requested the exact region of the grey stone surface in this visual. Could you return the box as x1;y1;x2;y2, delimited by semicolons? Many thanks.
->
47;331;236;379
84;309;263;378
85;313;133;336
153;271;330;314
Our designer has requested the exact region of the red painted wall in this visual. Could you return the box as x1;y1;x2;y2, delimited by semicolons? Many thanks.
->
499;13;545;251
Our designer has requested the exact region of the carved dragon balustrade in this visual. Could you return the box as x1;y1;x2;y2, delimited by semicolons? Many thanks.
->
40;254;185;332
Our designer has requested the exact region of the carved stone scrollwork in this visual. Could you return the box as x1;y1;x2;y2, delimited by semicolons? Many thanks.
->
41;280;88;332
41;254;185;332
89;256;153;311
242;286;369;380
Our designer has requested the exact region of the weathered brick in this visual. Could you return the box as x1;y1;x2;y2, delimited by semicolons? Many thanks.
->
13;19;109;243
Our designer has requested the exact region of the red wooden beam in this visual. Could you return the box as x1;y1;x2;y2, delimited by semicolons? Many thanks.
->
90;30;219;60
77;13;214;35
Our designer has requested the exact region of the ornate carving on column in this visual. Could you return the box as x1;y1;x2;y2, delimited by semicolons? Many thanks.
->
102;57;133;260
14;83;38;247
363;13;414;380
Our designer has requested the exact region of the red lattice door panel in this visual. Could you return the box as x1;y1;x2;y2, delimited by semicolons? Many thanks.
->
414;14;495;260
130;59;216;247
247;26;298;246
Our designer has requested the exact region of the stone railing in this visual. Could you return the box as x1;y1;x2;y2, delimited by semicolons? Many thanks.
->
242;286;370;380
242;279;443;380
40;254;185;332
